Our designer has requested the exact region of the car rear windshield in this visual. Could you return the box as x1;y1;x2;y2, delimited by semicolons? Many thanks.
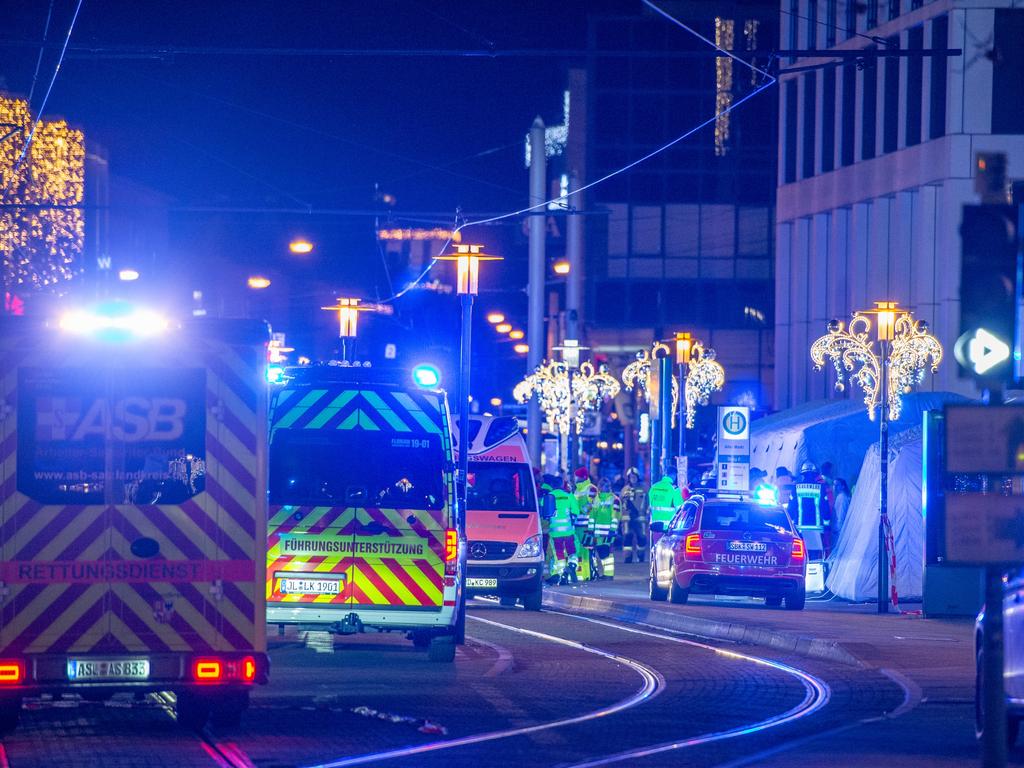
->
269;430;446;509
467;462;536;512
700;503;793;535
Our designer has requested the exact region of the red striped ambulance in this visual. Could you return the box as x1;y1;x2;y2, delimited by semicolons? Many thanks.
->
265;364;465;662
0;307;269;732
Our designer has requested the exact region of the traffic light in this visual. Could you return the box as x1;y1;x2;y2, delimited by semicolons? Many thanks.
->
956;204;1020;382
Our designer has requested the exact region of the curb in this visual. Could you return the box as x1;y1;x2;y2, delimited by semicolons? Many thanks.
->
542;591;865;668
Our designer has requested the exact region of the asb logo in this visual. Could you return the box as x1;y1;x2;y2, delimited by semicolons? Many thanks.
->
722;410;748;436
955;328;1011;377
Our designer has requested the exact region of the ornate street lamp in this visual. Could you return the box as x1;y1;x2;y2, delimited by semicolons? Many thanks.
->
810;301;942;613
321;297;367;362
438;243;502;525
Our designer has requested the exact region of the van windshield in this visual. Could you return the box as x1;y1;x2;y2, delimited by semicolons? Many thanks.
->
466;462;536;512
270;430;446;509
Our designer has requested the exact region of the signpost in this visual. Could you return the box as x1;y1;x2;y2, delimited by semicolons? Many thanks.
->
943;405;1024;768
717;406;750;492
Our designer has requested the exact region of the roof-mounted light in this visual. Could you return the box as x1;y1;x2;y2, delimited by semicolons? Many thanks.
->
57;303;170;339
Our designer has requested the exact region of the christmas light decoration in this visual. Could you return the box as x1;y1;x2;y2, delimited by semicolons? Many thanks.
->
514;360;620;436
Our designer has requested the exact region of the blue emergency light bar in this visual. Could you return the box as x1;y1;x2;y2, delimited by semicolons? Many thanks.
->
752;483;780;506
412;363;441;389
58;302;169;339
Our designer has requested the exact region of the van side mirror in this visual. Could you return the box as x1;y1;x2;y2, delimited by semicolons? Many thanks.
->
650;521;666;533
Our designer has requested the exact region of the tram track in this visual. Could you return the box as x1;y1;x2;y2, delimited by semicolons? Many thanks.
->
299;606;832;768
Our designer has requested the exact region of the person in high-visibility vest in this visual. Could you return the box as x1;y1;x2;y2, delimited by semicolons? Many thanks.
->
648;467;683;551
543;474;579;585
572;467;596;581
538;475;557;580
790;461;831;559
592;478;620;579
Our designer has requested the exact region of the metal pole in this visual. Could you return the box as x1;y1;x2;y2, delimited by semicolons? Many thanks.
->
982;565;1008;767
650;415;661;484
678;363;686;459
457;293;474;530
878;342;889;614
659;355;673;476
342;337;355;363
527;117;547;468
566;171;582;341
567;367;576;476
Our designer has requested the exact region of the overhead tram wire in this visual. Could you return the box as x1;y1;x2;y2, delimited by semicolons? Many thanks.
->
26;0;56;107
10;0;84;180
381;0;778;305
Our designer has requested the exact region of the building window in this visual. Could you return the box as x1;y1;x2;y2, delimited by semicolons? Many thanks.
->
803;72;817;179
841;63;856;166
806;0;817;48
883;35;899;153
821;64;837;172
784;79;798;183
888;0;899;21
929;15;947;139
911;0;923;8
826;0;837;47
905;25;923;146
862;51;878;160
992;9;1024;134
845;0;856;40
867;0;878;29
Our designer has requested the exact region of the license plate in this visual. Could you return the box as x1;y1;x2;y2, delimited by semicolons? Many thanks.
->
280;577;342;595
67;658;150;681
728;541;767;552
466;578;498;588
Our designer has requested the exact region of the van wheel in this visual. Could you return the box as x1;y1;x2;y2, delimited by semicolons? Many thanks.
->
499;596;518;607
785;585;806;611
209;691;249;729
765;595;783;608
428;636;457;663
522;589;543;612
649;563;668;602
669;573;689;605
175;691;211;730
0;700;21;735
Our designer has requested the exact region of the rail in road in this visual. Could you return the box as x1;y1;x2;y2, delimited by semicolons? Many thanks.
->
0;603;899;768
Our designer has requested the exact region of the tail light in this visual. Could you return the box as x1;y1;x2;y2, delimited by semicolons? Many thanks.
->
192;656;258;685
684;533;702;556
791;539;806;561
444;528;459;576
0;660;24;685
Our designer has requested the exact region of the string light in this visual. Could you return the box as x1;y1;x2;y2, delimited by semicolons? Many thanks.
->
810;303;943;422
714;17;735;157
514;360;620;436
622;339;725;429
0;95;84;293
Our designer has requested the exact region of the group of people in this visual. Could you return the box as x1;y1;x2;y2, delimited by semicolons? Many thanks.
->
536;464;689;583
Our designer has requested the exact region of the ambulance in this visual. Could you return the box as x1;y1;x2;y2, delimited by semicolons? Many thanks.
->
455;415;544;611
265;364;465;662
0;306;270;732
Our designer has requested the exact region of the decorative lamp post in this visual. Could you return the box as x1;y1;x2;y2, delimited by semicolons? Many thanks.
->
438;243;502;524
675;332;692;459
321;297;366;362
553;340;584;474
810;301;942;613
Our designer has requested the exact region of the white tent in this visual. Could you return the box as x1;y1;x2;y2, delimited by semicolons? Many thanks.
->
748;392;965;485
825;426;925;601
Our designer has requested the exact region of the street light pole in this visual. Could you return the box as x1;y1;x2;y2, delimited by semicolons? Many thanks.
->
457;290;474;521
878;340;890;614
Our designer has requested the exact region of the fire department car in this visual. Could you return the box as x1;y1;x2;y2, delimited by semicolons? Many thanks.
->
455;415;544;610
265;364;465;662
0;306;270;732
649;493;807;610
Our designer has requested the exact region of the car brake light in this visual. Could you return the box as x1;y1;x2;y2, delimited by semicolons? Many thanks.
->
0;660;23;684
792;539;806;561
444;528;459;576
684;533;701;556
193;659;223;682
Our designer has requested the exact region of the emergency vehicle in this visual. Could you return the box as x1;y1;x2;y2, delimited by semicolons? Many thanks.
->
650;492;807;609
265;364;465;662
454;415;543;611
0;307;270;732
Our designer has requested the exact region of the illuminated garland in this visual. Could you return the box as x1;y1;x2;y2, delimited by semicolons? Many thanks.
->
0;94;84;293
621;340;725;429
514;360;620;436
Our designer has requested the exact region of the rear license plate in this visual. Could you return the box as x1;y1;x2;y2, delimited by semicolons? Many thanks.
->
466;578;498;588
67;658;150;681
280;577;342;595
727;541;767;552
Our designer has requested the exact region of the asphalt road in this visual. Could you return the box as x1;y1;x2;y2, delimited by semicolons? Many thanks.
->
0;597;936;768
